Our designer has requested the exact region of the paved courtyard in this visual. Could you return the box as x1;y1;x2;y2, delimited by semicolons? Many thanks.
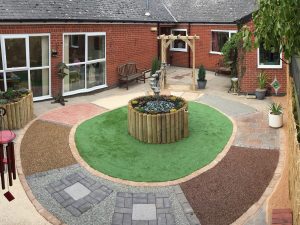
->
0;67;285;225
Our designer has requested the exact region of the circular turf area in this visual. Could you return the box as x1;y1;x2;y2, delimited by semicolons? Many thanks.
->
75;102;233;182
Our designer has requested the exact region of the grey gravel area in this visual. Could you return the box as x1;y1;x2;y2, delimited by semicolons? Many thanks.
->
197;94;257;118
26;164;192;225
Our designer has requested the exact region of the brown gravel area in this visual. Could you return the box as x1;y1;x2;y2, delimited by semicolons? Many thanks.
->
180;146;279;225
21;120;76;176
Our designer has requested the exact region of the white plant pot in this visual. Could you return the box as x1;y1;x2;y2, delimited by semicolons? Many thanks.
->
268;112;283;128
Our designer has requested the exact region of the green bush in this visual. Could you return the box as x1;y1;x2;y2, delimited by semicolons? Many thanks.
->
198;65;206;81
151;57;161;75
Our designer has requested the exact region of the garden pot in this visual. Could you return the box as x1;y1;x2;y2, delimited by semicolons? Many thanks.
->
269;112;283;128
255;88;267;100
197;80;207;89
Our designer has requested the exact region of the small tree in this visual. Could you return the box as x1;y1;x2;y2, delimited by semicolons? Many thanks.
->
253;0;300;60
52;62;69;106
151;57;161;75
197;65;206;81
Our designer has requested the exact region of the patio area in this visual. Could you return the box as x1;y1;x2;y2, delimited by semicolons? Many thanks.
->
0;67;287;225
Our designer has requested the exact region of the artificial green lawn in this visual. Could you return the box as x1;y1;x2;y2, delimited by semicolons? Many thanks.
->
75;102;233;182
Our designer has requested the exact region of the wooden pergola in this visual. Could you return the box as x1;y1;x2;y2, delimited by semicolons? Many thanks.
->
157;34;200;91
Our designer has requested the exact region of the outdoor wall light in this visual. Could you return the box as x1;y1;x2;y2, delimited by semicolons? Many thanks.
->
51;49;58;57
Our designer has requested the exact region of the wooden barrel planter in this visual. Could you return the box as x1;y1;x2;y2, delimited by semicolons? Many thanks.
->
1;92;34;130
128;96;189;144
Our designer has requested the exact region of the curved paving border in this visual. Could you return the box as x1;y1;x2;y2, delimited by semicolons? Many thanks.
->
15;96;283;225
69;101;238;187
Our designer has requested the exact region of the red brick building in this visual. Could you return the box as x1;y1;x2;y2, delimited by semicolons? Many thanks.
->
0;0;286;101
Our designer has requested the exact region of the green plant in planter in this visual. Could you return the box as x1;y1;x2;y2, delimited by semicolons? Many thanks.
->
255;72;269;100
257;72;268;89
52;62;69;106
269;103;283;115
151;57;161;75
197;65;207;89
198;65;206;81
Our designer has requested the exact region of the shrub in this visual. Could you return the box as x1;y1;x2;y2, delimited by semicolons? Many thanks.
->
258;72;268;89
151;57;161;75
269;103;283;115
198;65;206;81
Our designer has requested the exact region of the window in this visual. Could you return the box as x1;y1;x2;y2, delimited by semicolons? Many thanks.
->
211;30;237;54
63;33;106;94
258;43;282;68
170;29;188;52
0;34;50;100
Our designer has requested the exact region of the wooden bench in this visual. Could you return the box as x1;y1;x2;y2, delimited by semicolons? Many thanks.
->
215;59;231;76
118;63;149;90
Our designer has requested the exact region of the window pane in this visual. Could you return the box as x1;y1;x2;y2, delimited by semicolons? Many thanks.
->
30;69;49;97
259;44;280;65
6;71;28;90
0;73;4;91
5;38;26;68
64;64;85;92
64;35;85;64
0;43;3;71
212;32;229;52
30;36;49;67
87;62;105;88
172;30;187;49
88;36;105;61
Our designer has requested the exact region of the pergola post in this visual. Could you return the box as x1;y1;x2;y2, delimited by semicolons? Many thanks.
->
157;34;199;91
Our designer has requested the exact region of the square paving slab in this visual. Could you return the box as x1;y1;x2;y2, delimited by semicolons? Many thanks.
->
64;182;91;201
132;204;157;220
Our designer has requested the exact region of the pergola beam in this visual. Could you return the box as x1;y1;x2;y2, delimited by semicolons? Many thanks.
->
158;34;200;91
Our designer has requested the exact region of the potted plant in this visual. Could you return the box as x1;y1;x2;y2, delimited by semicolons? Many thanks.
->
52;62;69;106
256;72;268;100
151;57;161;75
197;65;207;89
269;102;283;128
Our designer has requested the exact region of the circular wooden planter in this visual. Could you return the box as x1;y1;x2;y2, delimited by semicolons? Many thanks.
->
1;92;34;130
128;97;189;144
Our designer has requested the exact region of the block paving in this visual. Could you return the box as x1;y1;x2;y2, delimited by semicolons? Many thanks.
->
46;172;112;217
112;192;176;225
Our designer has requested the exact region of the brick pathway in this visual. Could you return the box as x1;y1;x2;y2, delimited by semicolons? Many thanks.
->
39;103;107;126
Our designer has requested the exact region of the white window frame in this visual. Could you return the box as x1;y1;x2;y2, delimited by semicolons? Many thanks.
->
210;30;237;55
62;32;107;96
0;34;51;101
257;47;283;69
170;29;188;52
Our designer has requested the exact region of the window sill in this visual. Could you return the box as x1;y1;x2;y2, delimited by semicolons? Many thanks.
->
209;51;223;55
258;65;283;69
170;48;188;53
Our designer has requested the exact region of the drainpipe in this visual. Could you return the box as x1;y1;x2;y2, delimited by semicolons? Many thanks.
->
188;22;191;68
157;22;160;60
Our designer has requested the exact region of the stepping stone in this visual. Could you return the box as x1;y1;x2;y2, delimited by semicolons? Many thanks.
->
64;182;91;201
132;204;157;220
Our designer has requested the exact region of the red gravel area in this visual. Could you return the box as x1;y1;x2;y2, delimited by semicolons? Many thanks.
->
180;146;279;225
21;120;76;176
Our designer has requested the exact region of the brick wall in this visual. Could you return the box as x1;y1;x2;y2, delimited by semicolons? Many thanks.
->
239;20;287;94
0;24;158;96
168;24;238;70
